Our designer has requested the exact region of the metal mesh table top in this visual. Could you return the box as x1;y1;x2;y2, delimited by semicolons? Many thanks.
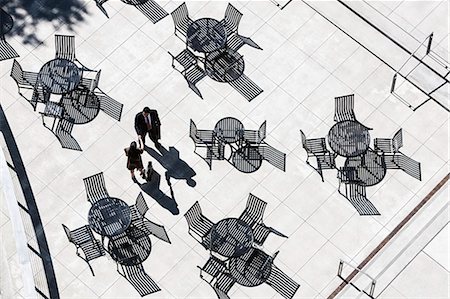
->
206;49;245;83
88;197;132;237
108;225;152;266
231;146;263;173
38;58;81;95
210;218;253;258
61;89;100;124
187;18;227;53
328;120;370;157
0;9;13;35
214;117;244;143
345;150;387;186
229;248;272;287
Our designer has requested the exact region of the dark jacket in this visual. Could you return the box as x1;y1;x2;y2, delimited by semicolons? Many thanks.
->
134;110;161;139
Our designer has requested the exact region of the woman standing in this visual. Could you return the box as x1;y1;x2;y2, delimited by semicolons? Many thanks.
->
124;141;145;180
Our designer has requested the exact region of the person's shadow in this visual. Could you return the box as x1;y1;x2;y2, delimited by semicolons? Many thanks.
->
136;169;179;215
145;145;197;187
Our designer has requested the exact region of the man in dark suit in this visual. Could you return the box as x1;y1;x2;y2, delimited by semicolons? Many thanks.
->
134;107;161;147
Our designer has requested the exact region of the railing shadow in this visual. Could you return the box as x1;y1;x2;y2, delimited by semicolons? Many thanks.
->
1;0;89;45
0;104;59;299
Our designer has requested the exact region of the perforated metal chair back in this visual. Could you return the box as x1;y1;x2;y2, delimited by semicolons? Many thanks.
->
97;92;123;121
83;172;110;204
62;223;73;243
184;201;214;238
54;118;82;151
222;3;242;35
392;128;403;152
334;94;356;122
121;264;161;296
171;2;192;37
55;35;76;61
239;193;267;226
345;183;380;216
266;263;300;299
258;145;286;171
229;73;263;102
135;192;149;217
0;39;19;61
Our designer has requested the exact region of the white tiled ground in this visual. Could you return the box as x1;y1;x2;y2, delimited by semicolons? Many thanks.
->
1;1;449;298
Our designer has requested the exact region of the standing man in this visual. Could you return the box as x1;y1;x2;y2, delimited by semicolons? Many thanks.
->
134;107;161;147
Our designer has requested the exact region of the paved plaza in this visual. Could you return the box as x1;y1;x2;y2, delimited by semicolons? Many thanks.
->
0;0;449;298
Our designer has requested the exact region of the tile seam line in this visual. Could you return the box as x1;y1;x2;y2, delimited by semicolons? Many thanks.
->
327;172;450;299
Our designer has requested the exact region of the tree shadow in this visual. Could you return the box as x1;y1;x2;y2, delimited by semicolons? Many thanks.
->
145;144;197;187
1;0;89;45
136;168;179;215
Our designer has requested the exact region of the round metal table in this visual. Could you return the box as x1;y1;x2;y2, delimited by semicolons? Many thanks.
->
0;9;14;36
344;150;387;186
61;89;100;124
328;120;370;157
231;146;263;173
214;117;244;143
210;218;253;258
88;197;132;237
38;58;81;95
187;18;227;53
108;225;152;266
206;49;245;83
229;248;272;287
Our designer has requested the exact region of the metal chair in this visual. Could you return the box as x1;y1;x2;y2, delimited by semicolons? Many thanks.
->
374;128;403;153
334;94;357;122
79;70;101;93
10;59;39;94
266;263;300;299
118;264;161;297
198;256;227;285
239;193;267;227
257;144;286;172
243;121;266;144
338;168;380;216
221;3;242;36
229;74;263;101
300;129;336;181
62;224;105;276
184;201;214;249
0;38;19;61
227;33;262;51
213;273;236;299
253;223;287;246
40;101;65;131
130;192;149;221
133;0;168;24
132;217;171;244
83;172;110;204
169;49;197;73
54;118;82;151
0;9;19;61
169;49;207;98
189;119;225;169
55;34;76;61
185;65;207;99
384;154;421;181
171;2;193;38
95;91;123;121
94;0;110;17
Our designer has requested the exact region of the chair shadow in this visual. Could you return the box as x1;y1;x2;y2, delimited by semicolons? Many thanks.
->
145;144;197;187
137;169;179;215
